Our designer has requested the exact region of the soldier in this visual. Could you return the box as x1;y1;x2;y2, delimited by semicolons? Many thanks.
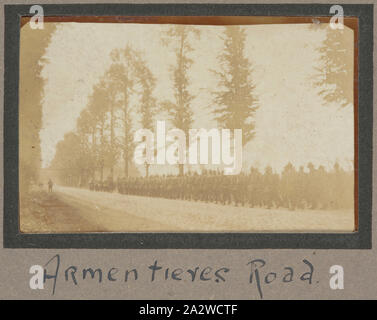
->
180;174;188;200
213;170;223;204
200;171;210;203
232;173;245;206
152;175;159;198
179;174;187;200
197;174;206;202
220;175;232;205
48;178;54;193
295;166;306;209
305;162;318;209
116;177;122;194
262;166;281;209
281;162;297;210
247;167;261;207
154;176;161;198
103;176;110;192
329;162;349;209
317;165;329;209
187;173;195;201
207;171;217;203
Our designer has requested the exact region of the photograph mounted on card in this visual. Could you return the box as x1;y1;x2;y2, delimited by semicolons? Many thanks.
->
3;4;372;248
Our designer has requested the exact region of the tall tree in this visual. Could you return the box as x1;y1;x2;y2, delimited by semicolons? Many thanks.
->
50;132;86;186
76;109;97;183
19;23;57;192
87;81;112;182
108;46;138;177
134;55;157;177
161;25;200;175
101;70;121;180
212;26;258;146
314;26;353;107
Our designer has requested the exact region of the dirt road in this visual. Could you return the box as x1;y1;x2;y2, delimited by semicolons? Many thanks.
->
20;190;104;233
20;185;356;233
20;188;173;233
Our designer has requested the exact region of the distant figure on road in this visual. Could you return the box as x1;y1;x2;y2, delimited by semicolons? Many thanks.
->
48;179;54;193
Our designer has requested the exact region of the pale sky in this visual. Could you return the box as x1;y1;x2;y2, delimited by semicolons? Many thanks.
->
34;22;354;173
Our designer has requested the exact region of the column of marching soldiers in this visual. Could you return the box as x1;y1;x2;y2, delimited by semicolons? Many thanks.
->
88;162;353;210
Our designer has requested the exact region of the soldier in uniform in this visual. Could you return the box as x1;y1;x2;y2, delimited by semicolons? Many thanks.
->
281;162;297;210
206;170;215;204
295;166;306;209
329;162;348;209
247;167;260;207
262;166;281;209
305;162;318;209
232;173;245;206
261;166;272;209
89;180;94;191
48;178;54;193
220;175;231;205
317;165;329;209
117;177;123;194
213;170;222;204
187;173;195;201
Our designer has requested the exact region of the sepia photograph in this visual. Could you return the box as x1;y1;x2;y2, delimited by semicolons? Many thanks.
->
19;17;356;233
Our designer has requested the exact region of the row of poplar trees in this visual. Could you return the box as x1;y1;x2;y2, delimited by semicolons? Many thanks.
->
51;26;259;185
49;24;352;187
